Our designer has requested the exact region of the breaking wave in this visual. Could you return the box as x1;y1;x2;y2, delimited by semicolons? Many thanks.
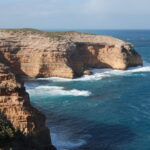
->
26;86;91;97
51;133;87;150
37;62;150;82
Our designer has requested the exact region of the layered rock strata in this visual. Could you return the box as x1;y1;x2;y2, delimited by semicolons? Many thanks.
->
0;29;143;78
0;61;55;150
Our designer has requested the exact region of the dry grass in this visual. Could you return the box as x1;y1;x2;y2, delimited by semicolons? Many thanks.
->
0;28;95;38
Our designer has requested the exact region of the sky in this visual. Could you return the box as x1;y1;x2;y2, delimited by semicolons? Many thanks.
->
0;0;150;29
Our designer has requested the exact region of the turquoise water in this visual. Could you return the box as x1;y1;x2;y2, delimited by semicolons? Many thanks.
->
25;30;150;150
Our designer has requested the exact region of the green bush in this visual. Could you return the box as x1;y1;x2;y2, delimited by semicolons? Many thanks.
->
0;114;15;148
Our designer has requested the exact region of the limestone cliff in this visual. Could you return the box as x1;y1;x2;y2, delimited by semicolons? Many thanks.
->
0;29;143;78
0;28;143;149
0;62;55;149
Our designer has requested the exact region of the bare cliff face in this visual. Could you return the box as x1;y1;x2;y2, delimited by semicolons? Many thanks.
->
0;29;142;78
0;62;55;149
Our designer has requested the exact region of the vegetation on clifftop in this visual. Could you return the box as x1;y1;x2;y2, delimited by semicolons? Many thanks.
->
0;28;96;40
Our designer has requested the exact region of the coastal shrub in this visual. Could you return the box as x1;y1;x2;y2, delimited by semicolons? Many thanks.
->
0;113;15;148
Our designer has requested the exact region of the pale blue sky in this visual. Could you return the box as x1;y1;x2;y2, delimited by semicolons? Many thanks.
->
0;0;150;29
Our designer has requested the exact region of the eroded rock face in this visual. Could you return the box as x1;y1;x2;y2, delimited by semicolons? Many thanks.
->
0;29;143;78
68;42;142;77
0;62;55;150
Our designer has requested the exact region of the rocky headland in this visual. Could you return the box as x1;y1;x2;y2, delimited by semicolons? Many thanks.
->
0;29;143;149
0;29;142;78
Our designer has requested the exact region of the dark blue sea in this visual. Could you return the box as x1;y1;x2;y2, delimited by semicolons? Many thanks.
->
25;30;150;150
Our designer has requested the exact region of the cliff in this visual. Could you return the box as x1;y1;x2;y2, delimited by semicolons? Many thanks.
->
0;61;55;149
0;29;143;78
0;29;143;149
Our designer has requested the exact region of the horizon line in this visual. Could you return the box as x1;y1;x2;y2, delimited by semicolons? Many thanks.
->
1;28;150;31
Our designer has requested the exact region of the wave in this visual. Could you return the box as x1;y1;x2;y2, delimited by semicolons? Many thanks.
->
37;62;150;82
26;86;91;97
51;132;87;150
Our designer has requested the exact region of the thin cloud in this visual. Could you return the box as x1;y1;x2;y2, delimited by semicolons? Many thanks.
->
0;0;150;29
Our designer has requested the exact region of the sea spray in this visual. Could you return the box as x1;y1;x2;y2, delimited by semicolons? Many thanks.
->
35;62;150;82
51;132;87;150
26;86;91;97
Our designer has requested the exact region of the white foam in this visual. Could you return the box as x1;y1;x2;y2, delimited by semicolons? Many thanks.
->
36;62;150;82
27;86;91;97
51;133;87;150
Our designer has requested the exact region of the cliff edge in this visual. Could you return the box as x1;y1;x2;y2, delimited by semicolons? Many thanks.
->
0;29;143;78
0;61;55;149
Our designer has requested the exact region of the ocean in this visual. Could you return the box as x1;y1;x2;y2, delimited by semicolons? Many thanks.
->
25;30;150;150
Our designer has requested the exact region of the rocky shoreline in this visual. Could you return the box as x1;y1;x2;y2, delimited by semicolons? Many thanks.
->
0;29;143;149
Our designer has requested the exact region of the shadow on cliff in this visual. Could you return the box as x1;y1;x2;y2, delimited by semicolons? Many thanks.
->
43;110;136;150
0;112;33;150
0;112;56;150
0;51;28;78
68;42;113;77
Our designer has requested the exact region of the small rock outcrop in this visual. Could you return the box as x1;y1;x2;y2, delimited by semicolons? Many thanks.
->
0;29;143;78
